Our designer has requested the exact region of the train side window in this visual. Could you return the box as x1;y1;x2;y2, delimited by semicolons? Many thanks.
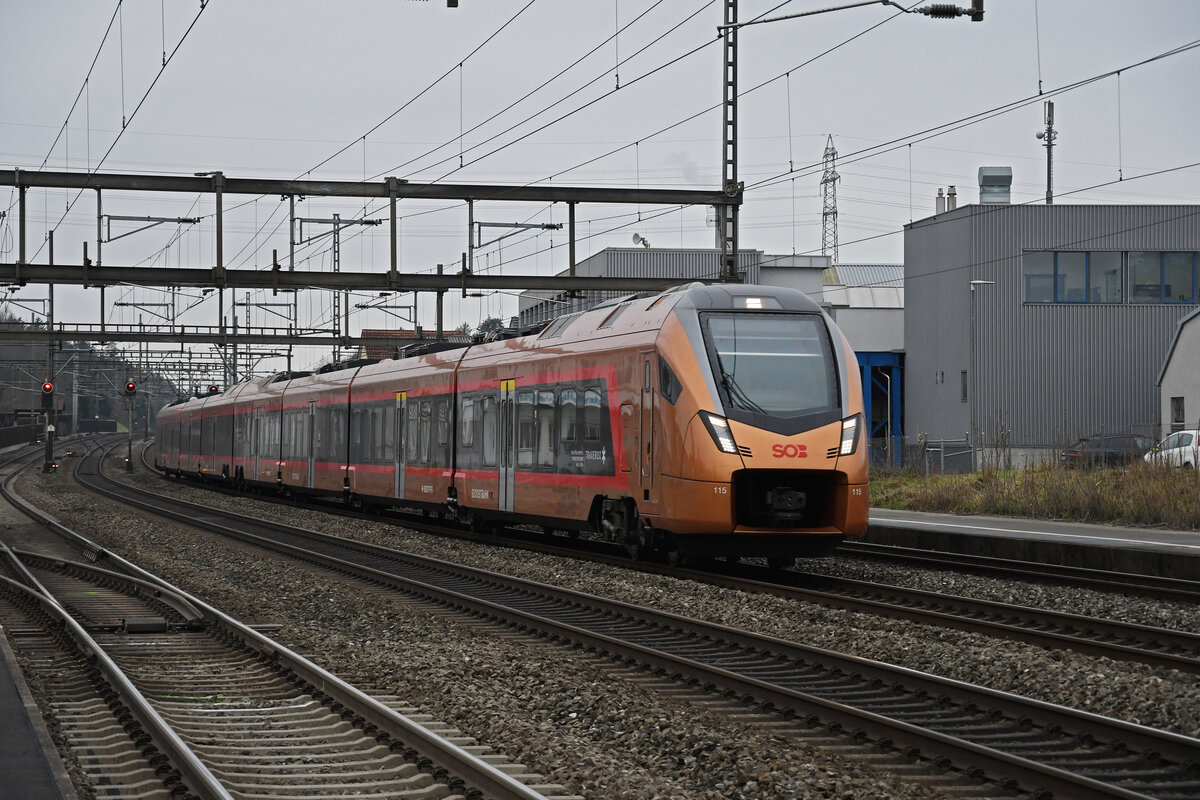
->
379;405;394;462
406;402;420;463
537;390;556;468
328;408;344;460
419;401;433;465
461;397;476;448
481;395;498;466
313;408;327;460
280;413;290;461
435;399;450;448
299;410;310;460
517;392;535;467
583;388;602;441
660;360;682;405
373;406;386;462
350;409;363;462
281;411;293;460
366;407;379;463
559;389;577;442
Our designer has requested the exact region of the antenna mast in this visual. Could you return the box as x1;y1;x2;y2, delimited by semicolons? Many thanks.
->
820;134;840;263
1036;100;1058;205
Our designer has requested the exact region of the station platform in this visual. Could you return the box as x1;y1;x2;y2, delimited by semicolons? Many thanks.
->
0;627;77;800
864;509;1200;580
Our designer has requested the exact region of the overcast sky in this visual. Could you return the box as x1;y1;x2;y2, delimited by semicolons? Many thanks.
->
2;1;1198;374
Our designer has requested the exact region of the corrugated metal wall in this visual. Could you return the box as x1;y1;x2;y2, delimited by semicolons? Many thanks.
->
906;204;1200;450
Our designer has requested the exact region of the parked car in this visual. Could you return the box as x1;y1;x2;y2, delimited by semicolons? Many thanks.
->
1060;433;1153;467
1144;430;1200;469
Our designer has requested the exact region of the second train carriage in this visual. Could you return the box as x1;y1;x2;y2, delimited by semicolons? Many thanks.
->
156;282;869;562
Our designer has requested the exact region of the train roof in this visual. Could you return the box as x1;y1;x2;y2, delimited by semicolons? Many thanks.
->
157;283;827;412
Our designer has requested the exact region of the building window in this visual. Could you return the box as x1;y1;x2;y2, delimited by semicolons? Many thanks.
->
960;370;968;403
1164;253;1196;303
1023;252;1055;303
1088;252;1123;302
1055;252;1087;303
1024;250;1198;305
1129;252;1162;303
1171;396;1185;432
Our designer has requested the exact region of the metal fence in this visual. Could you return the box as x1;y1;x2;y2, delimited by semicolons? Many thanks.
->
868;425;1163;475
869;435;975;475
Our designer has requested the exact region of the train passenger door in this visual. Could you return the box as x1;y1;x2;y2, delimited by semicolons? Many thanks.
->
498;379;516;512
306;401;316;488
394;392;406;499
639;351;656;502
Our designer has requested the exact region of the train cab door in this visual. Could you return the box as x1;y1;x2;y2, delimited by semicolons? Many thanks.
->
498;379;517;513
639;351;657;505
394;392;406;500
306;401;316;488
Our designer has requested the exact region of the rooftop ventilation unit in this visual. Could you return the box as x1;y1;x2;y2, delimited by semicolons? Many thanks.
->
978;166;1013;204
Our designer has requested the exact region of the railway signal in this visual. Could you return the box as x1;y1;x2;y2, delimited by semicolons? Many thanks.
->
41;381;53;410
208;384;220;395
125;380;137;396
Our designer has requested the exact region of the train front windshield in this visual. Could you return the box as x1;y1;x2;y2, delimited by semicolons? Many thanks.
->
702;313;839;419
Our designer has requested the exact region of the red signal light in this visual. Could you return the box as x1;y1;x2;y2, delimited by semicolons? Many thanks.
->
208;384;220;394
125;381;137;396
41;381;53;394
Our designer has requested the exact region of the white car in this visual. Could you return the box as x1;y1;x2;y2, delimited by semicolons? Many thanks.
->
1144;429;1200;469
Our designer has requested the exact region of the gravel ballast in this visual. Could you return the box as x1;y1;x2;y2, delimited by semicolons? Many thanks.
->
7;457;1200;798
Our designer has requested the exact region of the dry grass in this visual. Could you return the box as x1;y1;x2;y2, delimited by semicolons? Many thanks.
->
871;461;1200;530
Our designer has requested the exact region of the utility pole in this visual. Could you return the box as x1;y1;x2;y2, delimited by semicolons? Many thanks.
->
43;232;55;472
718;0;981;275
820;134;840;264
715;0;741;282
296;213;380;361
1035;100;1058;205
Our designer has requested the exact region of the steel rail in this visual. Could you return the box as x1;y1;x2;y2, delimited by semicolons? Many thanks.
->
95;450;1200;799
0;546;234;800
839;540;1200;604
40;445;554;800
134;443;1200;675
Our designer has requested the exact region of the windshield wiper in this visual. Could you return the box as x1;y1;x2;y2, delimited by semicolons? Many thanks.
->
720;369;767;415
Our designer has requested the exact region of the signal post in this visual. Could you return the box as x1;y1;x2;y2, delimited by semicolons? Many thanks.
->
124;380;137;472
41;381;55;473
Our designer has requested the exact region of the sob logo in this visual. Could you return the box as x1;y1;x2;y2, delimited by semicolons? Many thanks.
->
772;443;808;459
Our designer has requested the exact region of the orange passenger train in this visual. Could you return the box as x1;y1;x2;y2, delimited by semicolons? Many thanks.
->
155;282;869;566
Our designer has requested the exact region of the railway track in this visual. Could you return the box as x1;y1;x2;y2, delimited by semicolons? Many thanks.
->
133;441;1200;676
1;445;574;800
93;445;1200;800
837;540;1200;605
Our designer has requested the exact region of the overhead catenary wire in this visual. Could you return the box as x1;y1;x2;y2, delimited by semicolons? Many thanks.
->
26;5;1200;353
29;0;212;263
299;0;540;180
142;0;905;284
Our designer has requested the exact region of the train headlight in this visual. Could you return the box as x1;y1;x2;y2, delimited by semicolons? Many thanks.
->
840;414;861;456
701;412;740;455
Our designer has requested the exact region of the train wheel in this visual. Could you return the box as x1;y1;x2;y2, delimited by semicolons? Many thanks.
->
624;541;642;560
665;545;688;568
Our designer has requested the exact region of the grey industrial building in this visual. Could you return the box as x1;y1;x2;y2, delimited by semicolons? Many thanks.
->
905;178;1200;467
516;173;1199;471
